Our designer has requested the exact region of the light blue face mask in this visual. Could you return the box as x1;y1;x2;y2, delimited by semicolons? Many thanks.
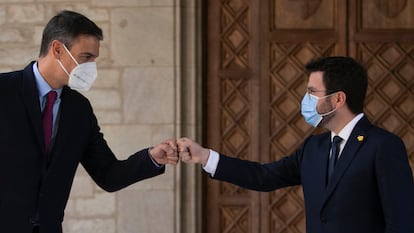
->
301;92;337;127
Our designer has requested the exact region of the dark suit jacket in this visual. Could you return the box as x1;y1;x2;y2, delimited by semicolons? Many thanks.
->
0;62;164;233
213;116;414;233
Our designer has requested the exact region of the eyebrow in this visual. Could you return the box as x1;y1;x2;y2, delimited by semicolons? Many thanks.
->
79;52;98;58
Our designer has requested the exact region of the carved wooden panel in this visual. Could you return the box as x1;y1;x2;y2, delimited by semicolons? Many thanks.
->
219;78;250;197
272;0;334;29
268;188;305;233
220;205;250;233
221;1;250;70
361;44;414;169
350;0;414;179
206;0;260;232
361;0;412;29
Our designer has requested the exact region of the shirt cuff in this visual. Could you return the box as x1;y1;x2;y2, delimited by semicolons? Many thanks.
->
148;148;165;169
203;149;219;176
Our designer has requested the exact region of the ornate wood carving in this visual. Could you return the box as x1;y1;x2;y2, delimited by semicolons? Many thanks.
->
221;0;249;70
272;0;334;29
361;0;412;29
206;0;257;232
357;42;414;161
373;0;407;18
218;0;252;198
289;0;322;19
220;206;249;233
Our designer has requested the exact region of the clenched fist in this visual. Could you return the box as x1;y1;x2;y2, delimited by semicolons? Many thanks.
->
149;139;179;165
177;137;210;166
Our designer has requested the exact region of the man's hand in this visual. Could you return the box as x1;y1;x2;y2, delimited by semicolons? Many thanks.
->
149;139;179;165
177;137;210;166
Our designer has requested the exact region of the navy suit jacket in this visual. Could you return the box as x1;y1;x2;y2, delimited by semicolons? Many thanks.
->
213;116;414;233
0;62;164;233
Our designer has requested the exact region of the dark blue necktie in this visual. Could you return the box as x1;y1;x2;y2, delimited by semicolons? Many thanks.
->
328;136;343;183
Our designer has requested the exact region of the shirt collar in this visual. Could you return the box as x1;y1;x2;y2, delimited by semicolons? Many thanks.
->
331;113;364;142
33;62;62;98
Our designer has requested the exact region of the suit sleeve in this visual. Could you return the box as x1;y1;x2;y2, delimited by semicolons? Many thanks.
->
80;103;164;192
213;148;303;192
375;133;414;232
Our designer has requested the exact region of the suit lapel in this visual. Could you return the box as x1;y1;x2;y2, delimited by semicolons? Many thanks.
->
321;116;371;209
47;86;81;169
21;63;45;155
318;133;331;190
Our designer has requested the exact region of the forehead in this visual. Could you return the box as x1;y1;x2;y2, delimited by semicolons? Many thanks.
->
307;71;325;89
70;35;100;56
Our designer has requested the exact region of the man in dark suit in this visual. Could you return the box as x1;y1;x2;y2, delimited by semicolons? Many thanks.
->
178;56;414;233
0;10;178;233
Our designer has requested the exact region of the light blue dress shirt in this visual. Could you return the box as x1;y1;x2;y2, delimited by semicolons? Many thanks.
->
32;62;62;138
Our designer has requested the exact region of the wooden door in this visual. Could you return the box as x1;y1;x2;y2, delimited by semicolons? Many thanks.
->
204;1;414;232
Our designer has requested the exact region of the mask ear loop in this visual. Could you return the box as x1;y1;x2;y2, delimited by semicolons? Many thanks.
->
56;59;70;76
62;44;80;66
319;93;338;116
319;107;336;117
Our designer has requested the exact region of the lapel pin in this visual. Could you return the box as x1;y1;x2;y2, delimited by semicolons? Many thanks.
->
357;135;364;142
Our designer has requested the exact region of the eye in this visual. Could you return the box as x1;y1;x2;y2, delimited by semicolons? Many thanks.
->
82;55;92;60
79;53;96;62
306;88;328;95
306;88;315;95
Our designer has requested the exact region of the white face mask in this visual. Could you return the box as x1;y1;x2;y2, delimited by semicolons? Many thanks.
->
57;44;97;91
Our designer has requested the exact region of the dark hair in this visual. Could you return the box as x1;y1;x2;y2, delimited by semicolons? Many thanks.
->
39;10;103;57
305;56;368;114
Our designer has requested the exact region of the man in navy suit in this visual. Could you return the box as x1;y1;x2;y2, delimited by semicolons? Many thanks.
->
0;10;178;233
178;56;414;233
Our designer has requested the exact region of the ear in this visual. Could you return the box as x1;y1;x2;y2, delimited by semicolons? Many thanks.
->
50;40;64;59
335;91;347;108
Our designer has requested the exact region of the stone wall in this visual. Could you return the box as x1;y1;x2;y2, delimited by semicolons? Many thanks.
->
0;1;201;232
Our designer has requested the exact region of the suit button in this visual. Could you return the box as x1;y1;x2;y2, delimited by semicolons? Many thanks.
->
321;217;327;224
